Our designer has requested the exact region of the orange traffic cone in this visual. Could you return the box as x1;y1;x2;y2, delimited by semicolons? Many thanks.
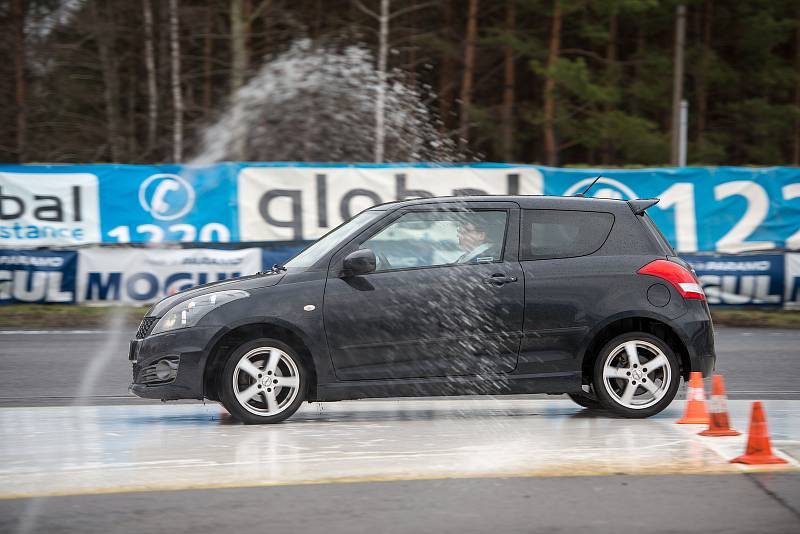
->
677;371;709;424
731;401;788;465
699;375;740;436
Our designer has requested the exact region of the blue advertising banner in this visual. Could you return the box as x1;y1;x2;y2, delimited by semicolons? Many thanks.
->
0;164;238;246
0;249;78;304
681;253;784;307
233;164;800;249
2;163;799;253
96;164;238;244
538;166;800;254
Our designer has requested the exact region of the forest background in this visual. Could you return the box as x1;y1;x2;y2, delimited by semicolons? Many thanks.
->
2;0;799;167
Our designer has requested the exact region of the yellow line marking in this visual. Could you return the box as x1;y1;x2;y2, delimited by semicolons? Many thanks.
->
1;464;797;501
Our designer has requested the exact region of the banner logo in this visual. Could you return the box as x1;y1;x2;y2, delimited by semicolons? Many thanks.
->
0;250;77;303
238;166;544;241
0;172;100;245
78;248;261;304
682;253;783;306
138;174;195;221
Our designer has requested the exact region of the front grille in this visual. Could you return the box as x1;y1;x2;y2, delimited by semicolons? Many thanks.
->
136;317;157;339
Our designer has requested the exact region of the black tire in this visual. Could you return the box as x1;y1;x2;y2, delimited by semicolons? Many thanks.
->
219;338;308;424
592;332;680;418
567;388;603;410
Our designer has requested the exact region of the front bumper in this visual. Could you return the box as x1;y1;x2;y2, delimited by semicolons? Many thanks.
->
129;326;219;400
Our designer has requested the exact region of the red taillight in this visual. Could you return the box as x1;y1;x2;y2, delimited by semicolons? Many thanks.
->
638;259;705;300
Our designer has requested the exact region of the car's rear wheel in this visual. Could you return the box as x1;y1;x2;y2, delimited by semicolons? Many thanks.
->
220;338;307;424
592;332;680;418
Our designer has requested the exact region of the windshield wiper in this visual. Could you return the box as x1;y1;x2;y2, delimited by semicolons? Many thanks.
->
257;264;287;276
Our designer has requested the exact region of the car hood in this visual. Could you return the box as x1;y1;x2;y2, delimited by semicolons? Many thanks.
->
147;272;286;317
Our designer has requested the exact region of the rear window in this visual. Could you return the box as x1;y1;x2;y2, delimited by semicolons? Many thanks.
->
521;209;614;260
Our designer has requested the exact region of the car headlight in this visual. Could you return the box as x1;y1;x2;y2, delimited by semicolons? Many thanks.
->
151;290;249;335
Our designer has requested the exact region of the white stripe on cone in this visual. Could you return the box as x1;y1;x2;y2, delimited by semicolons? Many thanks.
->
688;386;706;402
710;394;727;413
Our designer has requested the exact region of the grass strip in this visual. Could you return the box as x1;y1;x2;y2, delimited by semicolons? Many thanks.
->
0;304;148;328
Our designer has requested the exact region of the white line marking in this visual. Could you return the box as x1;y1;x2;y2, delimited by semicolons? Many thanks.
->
727;391;800;394
0;330;124;335
691;431;799;469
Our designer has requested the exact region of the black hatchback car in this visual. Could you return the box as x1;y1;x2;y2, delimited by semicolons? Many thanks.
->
130;195;715;423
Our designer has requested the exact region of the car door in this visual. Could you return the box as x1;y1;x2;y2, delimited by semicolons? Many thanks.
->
323;202;524;381
518;208;617;374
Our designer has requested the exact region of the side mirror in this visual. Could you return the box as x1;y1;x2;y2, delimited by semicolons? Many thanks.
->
341;249;377;277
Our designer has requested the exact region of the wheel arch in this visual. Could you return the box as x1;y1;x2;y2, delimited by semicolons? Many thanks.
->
579;314;691;384
203;319;318;402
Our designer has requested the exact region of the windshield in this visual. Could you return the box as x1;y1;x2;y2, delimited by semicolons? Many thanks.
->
283;210;383;269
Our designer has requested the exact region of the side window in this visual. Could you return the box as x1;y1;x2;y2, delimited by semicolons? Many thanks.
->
521;209;614;260
360;210;508;271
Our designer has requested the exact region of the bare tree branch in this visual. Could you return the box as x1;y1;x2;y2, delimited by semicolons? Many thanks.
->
248;0;272;24
353;0;379;20
388;1;437;20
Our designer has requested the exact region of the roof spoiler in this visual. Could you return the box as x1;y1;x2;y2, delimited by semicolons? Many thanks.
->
627;198;660;215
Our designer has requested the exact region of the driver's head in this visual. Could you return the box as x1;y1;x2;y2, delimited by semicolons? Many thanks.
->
457;219;489;251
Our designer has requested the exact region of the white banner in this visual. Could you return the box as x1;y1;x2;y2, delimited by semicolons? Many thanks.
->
77;247;261;305
0;172;101;246
785;253;800;310
237;166;544;241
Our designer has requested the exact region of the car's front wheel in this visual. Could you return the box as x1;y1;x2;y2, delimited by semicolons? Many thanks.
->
567;386;603;409
220;338;307;424
592;332;680;418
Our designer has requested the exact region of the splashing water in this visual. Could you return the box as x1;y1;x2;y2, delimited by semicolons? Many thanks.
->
16;308;130;534
191;39;466;164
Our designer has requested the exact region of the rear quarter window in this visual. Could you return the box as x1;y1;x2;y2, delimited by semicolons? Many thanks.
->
521;209;614;260
640;212;676;255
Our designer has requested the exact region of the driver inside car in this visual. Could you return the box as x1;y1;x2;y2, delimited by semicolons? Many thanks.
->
455;219;502;264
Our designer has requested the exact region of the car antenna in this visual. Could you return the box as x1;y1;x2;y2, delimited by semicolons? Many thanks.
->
575;175;602;198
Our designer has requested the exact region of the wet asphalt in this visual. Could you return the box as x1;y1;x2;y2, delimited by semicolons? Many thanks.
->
0;326;797;405
1;474;798;534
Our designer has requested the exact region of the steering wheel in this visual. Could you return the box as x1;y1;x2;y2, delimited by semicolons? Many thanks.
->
376;251;392;270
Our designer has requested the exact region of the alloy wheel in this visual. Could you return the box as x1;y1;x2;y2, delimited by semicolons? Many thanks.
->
601;340;672;410
232;346;301;416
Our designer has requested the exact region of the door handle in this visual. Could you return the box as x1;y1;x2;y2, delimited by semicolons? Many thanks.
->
483;273;518;286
